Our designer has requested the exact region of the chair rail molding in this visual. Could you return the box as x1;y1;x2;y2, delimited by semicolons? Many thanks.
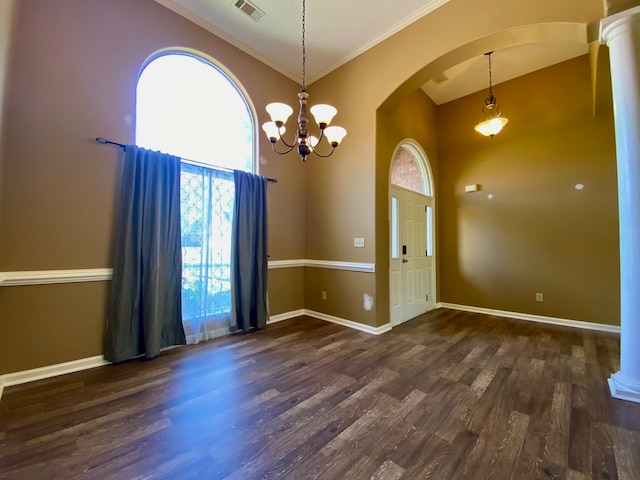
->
0;260;375;288
268;259;375;273
0;268;113;286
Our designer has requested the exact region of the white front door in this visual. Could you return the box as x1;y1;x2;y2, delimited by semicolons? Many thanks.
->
390;187;435;325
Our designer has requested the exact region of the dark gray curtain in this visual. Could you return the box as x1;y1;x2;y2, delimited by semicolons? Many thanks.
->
230;170;269;332
104;145;186;363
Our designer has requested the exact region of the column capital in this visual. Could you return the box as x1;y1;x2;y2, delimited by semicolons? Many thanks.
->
600;5;640;45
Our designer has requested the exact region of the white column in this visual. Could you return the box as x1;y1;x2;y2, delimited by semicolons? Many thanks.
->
600;6;640;403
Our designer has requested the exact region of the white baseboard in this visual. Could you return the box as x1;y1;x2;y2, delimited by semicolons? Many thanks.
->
437;302;621;334
304;309;392;335
0;355;110;401
270;308;391;335
268;309;306;324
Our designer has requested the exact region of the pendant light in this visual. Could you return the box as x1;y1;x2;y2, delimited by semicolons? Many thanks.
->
474;51;509;137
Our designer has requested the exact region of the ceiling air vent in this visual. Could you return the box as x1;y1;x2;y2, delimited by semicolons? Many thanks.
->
233;0;265;22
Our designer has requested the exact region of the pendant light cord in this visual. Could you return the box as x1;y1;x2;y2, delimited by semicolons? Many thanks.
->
301;0;306;90
487;51;494;97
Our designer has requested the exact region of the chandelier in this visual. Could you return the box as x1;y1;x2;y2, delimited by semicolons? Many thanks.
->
262;0;346;162
474;51;509;137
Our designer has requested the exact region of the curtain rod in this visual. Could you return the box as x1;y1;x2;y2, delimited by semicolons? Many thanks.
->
95;137;277;183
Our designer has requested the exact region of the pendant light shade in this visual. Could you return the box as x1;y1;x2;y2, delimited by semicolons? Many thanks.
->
262;122;285;142
474;116;509;137
324;126;348;146
265;103;293;126
309;104;337;128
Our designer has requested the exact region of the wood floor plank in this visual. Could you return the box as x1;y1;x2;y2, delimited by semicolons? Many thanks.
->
369;460;405;480
569;383;592;475
590;421;619;480
512;357;546;415
344;389;427;456
1;308;637;480
544;380;572;469
435;364;501;443
412;429;479;480
338;454;380;480
611;426;640;480
395;432;451;479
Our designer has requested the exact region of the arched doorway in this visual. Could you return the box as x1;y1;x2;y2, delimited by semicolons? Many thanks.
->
389;140;436;326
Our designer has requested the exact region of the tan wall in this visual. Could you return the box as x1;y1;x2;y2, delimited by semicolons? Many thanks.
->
0;0;305;374
0;0;15;127
306;0;605;327
374;90;440;326
437;56;619;324
305;269;377;327
0;282;110;374
0;0;17;229
268;268;305;316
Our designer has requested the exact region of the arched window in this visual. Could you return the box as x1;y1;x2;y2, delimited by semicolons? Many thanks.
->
390;144;430;196
136;51;255;344
136;52;254;171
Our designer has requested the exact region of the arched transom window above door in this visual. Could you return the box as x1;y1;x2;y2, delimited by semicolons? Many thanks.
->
390;143;431;196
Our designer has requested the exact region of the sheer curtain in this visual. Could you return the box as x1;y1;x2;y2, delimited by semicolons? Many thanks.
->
104;146;186;363
180;163;235;343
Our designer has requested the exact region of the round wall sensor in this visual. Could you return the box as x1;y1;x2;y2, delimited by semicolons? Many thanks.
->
575;183;584;190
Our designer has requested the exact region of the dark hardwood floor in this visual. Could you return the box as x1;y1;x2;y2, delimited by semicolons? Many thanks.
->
1;308;639;479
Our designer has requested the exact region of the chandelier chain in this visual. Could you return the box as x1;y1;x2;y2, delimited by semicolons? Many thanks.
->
301;0;306;90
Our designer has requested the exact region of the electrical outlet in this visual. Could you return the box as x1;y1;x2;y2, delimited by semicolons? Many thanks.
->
536;293;543;302
354;237;365;248
322;291;327;300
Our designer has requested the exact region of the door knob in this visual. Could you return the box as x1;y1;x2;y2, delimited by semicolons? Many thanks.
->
402;259;409;263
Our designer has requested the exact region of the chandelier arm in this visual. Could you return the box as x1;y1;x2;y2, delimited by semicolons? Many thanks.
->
270;141;297;155
273;123;299;148
310;145;336;158
276;134;297;149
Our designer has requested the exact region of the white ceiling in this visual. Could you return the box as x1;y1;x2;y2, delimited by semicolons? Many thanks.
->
155;0;589;105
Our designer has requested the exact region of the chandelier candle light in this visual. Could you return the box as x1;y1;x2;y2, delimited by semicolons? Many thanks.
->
474;51;509;137
262;0;347;162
